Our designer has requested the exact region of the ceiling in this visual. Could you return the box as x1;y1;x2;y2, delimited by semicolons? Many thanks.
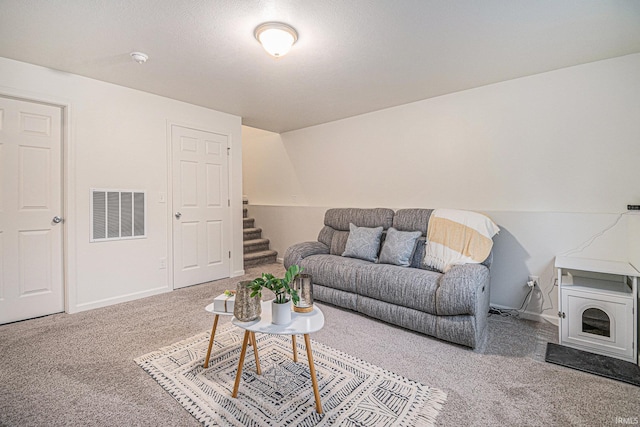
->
1;1;639;133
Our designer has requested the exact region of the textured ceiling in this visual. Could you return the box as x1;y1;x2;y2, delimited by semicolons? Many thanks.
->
1;0;639;132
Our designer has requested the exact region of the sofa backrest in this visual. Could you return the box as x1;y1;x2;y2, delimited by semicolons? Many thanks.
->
324;207;395;230
317;207;493;269
318;208;394;255
392;209;433;236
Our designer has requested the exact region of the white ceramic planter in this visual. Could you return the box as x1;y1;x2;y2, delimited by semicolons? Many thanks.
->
271;300;292;325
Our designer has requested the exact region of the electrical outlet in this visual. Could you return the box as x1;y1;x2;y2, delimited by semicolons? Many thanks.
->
159;258;167;269
528;275;539;288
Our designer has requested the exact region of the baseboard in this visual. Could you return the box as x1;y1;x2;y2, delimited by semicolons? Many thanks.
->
489;303;559;326
70;286;171;313
232;269;245;278
521;310;559;326
536;312;559;326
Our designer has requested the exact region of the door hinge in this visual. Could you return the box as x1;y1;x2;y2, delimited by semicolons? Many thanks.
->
228;199;230;207
229;251;231;259
558;311;565;319
227;147;230;156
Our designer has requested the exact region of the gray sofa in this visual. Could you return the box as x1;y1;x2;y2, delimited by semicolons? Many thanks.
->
284;208;493;348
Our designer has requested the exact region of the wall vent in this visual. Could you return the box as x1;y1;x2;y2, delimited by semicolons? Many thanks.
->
91;189;146;242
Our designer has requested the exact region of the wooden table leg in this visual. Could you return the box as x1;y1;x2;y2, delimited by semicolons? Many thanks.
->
304;334;323;414
292;335;298;362
250;332;261;375
203;314;219;368
232;330;251;398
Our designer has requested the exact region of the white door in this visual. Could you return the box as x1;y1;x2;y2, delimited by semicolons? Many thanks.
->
172;125;230;288
0;96;64;324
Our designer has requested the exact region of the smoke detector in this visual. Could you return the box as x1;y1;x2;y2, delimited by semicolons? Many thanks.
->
130;52;149;64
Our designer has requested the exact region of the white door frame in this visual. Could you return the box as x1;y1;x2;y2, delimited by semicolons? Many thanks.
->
0;87;74;315
166;120;234;290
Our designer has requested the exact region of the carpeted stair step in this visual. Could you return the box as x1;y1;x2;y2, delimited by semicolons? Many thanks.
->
243;238;270;254
243;217;255;229
244;250;278;267
243;227;262;241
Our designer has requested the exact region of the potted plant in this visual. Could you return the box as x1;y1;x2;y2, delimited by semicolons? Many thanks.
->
250;265;301;325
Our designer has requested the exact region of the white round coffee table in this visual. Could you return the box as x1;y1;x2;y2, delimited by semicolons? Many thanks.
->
231;301;325;414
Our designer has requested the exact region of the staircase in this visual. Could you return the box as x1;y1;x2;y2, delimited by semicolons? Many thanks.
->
243;206;278;267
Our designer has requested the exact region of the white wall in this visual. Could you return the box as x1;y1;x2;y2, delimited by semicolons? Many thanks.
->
1;57;244;313
631;215;640;272
243;53;640;323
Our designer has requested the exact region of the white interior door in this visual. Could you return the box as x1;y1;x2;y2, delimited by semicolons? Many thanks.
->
172;125;230;288
0;96;64;324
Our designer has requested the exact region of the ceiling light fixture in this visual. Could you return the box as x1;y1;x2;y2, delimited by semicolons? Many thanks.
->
254;22;298;58
130;52;149;64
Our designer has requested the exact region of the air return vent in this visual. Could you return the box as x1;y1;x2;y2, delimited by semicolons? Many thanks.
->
91;189;146;242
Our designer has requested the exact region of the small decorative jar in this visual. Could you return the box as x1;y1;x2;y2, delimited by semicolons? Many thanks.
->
293;274;314;313
234;280;261;322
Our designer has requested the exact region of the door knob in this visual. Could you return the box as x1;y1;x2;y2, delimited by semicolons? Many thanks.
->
52;216;63;224
175;212;182;219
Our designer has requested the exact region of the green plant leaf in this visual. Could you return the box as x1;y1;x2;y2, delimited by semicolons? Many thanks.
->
290;288;300;305
283;265;302;285
248;264;303;305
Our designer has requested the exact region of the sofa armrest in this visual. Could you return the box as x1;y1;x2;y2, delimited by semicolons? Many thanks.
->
284;242;330;269
435;264;490;316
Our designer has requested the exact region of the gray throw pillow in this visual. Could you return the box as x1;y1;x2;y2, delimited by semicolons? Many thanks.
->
378;227;422;267
342;223;384;262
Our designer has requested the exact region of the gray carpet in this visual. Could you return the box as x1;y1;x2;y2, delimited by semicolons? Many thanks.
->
1;263;639;426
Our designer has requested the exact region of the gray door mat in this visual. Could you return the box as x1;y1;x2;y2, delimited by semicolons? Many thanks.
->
545;343;640;387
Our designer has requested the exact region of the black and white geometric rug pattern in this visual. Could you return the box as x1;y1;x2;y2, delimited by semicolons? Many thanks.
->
135;324;447;426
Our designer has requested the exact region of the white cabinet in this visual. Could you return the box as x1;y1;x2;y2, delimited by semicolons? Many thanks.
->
555;256;639;364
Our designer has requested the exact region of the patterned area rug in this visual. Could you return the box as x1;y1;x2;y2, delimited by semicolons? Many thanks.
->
135;324;446;426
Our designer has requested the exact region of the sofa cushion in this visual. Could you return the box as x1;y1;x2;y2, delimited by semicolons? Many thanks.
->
325;208;394;231
392;209;433;236
298;254;370;294
330;230;349;255
342;223;383;262
357;264;440;315
317;225;334;248
378;227;422;267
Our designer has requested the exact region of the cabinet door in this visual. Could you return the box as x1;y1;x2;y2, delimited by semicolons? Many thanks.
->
561;288;634;362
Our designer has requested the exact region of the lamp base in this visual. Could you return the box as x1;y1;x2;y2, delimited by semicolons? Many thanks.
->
293;305;313;313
